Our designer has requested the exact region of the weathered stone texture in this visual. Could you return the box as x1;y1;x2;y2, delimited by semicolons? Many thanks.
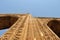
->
0;14;60;40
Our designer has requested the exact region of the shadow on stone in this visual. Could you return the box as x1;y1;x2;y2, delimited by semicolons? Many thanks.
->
47;20;60;38
0;16;18;30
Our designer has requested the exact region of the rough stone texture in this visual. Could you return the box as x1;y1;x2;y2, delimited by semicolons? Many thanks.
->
0;14;60;40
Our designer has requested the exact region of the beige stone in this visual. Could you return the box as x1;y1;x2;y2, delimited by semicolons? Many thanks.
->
0;14;60;40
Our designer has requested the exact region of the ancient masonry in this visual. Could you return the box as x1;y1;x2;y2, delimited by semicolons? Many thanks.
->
0;14;60;40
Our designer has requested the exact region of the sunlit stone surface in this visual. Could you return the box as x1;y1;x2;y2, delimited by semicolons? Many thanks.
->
0;14;60;40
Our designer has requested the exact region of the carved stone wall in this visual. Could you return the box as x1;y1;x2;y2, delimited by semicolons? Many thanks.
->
0;14;60;40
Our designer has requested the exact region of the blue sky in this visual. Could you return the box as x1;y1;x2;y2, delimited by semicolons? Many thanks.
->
0;0;60;36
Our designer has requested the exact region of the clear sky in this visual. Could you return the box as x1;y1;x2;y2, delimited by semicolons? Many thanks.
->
0;0;60;36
